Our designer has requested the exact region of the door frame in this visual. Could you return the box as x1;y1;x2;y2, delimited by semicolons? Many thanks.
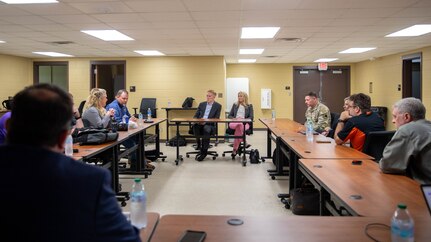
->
402;52;422;99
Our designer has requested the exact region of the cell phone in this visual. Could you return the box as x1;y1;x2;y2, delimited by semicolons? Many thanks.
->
352;160;362;165
178;230;206;242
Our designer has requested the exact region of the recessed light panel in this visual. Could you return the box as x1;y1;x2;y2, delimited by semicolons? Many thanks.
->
81;30;134;41
33;52;73;57
238;59;256;63
339;48;376;54
241;27;280;39
386;24;431;37
134;50;165;56
314;58;338;62
239;49;264;54
1;0;57;3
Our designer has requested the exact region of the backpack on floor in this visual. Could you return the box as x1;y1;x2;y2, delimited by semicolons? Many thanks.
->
168;136;187;146
272;148;290;167
249;149;261;164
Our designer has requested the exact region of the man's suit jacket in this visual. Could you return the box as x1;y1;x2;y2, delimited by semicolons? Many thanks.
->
0;145;141;242
193;101;222;125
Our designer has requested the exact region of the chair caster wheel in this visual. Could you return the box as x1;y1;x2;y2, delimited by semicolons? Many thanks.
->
212;156;216;160
271;176;275;180
186;154;190;158
121;201;127;207
242;161;246;167
222;153;226;157
162;158;165;161
181;157;184;161
284;203;290;209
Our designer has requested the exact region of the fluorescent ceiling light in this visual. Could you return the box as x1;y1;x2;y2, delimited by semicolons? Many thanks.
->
0;0;57;3
314;58;338;62
386;24;431;37
134;50;165;56
238;59;256;63
0;40;5;43
81;30;133;41
339;48;376;54
239;49;264;54
241;27;280;39
33;52;73;57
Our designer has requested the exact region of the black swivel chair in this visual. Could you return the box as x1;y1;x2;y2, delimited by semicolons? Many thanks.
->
327;112;340;139
362;130;396;162
222;122;253;159
185;125;219;160
77;100;86;118
139;98;157;118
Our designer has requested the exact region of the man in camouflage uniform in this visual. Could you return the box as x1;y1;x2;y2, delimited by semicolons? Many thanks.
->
304;91;331;133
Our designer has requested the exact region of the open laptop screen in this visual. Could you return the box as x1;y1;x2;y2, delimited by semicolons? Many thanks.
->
421;184;431;216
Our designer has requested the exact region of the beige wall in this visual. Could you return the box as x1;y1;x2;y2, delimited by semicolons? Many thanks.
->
0;54;32;106
226;64;293;128
353;45;431;130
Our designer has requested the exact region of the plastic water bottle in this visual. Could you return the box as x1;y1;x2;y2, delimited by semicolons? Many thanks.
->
64;134;73;157
305;118;314;142
130;178;147;229
391;203;414;242
122;114;129;124
147;108;152;120
271;110;276;120
138;113;143;127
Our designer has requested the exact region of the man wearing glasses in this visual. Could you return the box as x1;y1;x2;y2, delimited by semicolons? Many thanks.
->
334;93;385;151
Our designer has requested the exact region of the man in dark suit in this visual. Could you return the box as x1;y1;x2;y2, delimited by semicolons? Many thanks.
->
0;84;141;242
193;89;222;161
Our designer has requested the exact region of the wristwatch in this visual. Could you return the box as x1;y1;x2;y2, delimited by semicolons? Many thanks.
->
338;119;347;123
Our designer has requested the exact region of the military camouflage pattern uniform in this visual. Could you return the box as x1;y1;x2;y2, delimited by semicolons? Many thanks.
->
305;102;331;132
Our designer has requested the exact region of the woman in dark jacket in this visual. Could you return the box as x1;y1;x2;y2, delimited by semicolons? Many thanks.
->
228;91;253;155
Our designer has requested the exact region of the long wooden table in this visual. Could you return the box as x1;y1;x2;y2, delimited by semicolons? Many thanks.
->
281;135;373;191
150;214;431;242
161;107;197;144
299;159;430;217
171;118;252;166
139;212;160;242
259;118;304;179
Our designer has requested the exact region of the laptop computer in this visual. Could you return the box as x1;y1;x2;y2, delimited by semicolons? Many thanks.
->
421;184;431;216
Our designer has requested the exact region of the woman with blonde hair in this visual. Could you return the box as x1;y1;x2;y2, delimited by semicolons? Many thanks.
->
82;88;115;128
228;91;254;156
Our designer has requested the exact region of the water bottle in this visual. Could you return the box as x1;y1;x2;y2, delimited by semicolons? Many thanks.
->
391;203;414;242
130;178;147;229
167;99;171;108
305;118;314;142
138;113;143;127
64;134;73;157
122;114;129;124
271;110;276;120
147;108;152;120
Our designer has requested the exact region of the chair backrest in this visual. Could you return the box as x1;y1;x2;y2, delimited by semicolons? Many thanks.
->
77;100;86;118
362;130;396;161
139;98;157;118
327;112;340;138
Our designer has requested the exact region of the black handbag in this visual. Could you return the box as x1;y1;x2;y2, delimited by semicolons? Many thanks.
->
290;187;320;215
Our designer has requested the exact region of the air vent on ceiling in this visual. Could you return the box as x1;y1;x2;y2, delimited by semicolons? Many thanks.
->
276;37;304;42
48;41;75;45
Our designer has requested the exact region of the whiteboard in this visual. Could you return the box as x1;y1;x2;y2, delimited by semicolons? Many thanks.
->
225;78;249;113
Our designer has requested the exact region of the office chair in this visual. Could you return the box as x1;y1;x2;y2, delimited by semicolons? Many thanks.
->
139;98;157;118
327;112;340;138
186;124;219;160
362;130;396;162
77;100;86;118
222;122;254;159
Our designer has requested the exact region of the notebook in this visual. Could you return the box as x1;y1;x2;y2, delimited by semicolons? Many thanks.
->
421;184;431;216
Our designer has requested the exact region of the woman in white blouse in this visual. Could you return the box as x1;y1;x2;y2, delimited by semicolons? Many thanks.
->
227;91;254;156
82;88;115;128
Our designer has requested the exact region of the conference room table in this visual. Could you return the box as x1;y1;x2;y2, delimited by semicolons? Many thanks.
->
73;118;166;194
139;212;160;242
161;107;197;144
280;134;373;191
150;214;431;242
171;118;252;166
259;118;306;179
299;158;430;217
